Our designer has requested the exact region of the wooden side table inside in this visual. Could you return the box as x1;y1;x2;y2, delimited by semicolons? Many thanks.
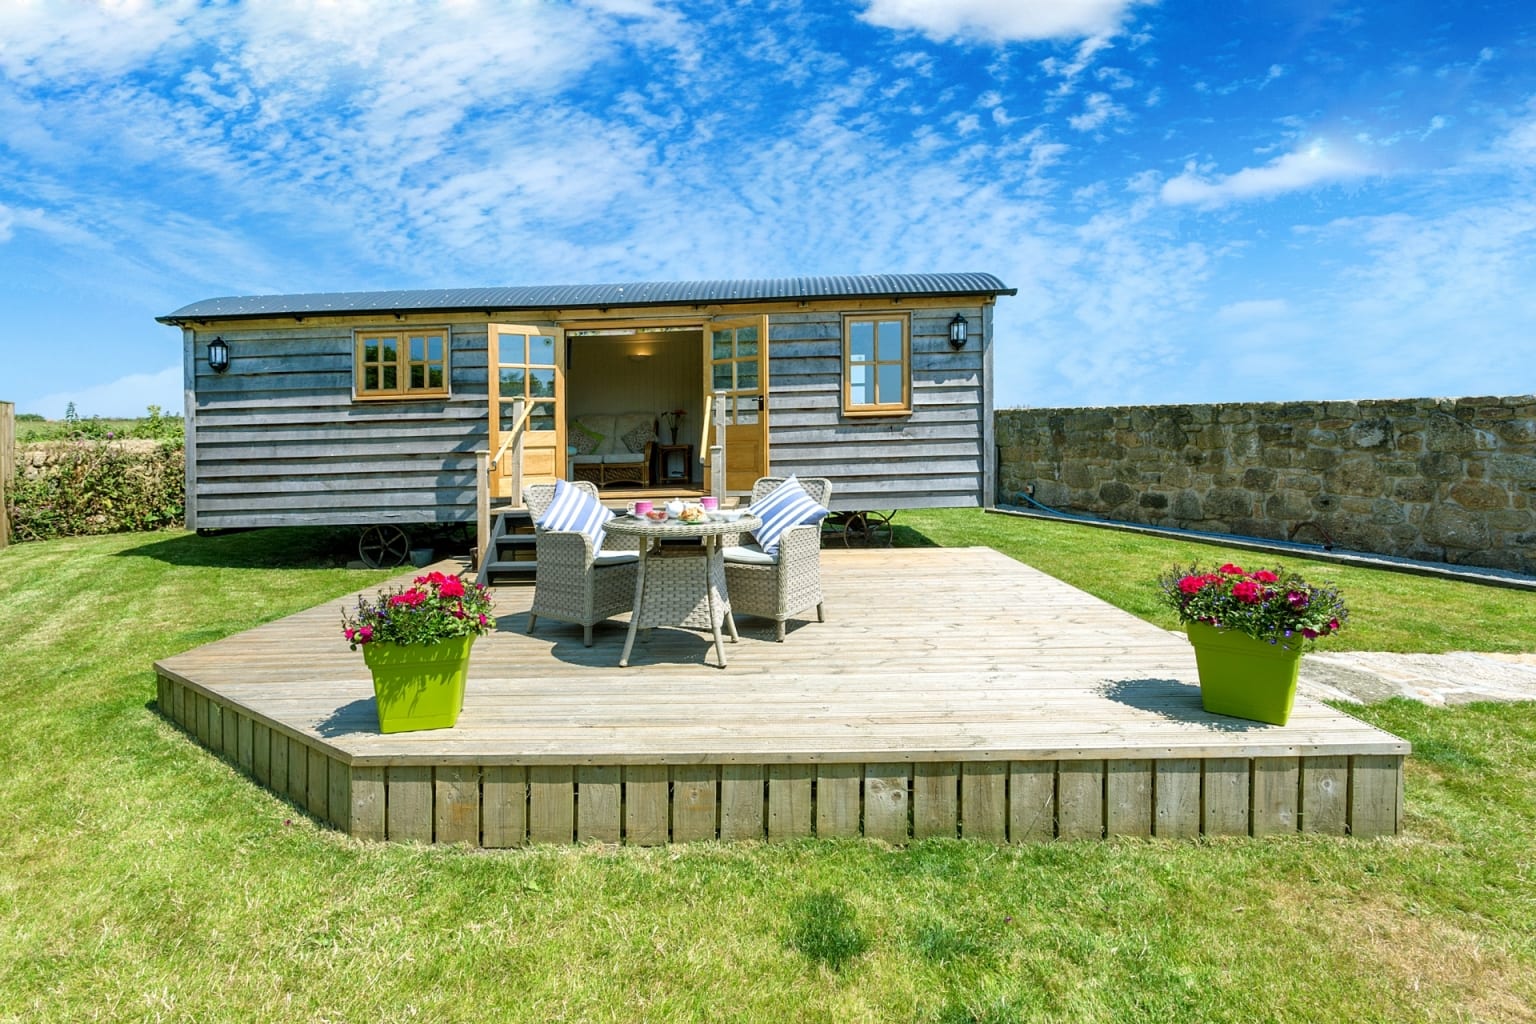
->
652;444;694;486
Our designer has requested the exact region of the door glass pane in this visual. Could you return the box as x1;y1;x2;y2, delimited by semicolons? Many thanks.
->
876;321;902;361
877;363;903;404
734;396;758;426
712;363;733;390
529;333;555;365
712;331;733;360
499;368;526;396
530;403;555;432
736;325;758;356
528;368;555;398
738;361;758;390
498;331;527;364
499;404;525;431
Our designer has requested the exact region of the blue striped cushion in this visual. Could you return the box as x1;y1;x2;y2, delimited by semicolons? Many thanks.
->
535;478;614;553
749;476;828;556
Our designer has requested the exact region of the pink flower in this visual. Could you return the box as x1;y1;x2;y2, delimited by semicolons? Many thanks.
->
1287;590;1309;608
358;626;373;643
1219;563;1245;575
1303;628;1319;639
390;589;427;607
344;627;355;641
437;576;465;598
478;614;488;627
1253;570;1279;583
1177;575;1208;595
1232;580;1263;603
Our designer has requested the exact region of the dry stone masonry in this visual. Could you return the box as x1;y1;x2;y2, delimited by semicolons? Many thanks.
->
996;395;1536;575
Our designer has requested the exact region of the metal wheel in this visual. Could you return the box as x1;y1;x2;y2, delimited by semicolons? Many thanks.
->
842;512;871;547
358;524;411;569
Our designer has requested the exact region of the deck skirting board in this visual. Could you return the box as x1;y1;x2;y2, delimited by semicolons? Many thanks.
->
157;673;1404;845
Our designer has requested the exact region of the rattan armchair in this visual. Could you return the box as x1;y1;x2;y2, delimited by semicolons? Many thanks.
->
723;476;832;641
523;482;640;647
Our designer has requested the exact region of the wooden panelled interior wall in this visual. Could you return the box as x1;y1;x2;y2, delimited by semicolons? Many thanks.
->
768;305;988;510
189;324;490;529
567;333;702;441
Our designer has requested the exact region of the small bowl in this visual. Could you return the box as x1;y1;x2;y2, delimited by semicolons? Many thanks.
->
645;509;669;522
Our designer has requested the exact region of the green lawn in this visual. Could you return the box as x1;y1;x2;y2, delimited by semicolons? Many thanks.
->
1;524;1534;1023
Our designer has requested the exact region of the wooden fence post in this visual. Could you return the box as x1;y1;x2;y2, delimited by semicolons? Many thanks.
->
0;401;13;548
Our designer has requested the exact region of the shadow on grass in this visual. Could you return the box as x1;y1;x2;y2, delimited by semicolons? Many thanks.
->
1099;677;1272;733
116;527;375;569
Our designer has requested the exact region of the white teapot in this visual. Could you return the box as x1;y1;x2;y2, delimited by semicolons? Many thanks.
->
665;498;685;518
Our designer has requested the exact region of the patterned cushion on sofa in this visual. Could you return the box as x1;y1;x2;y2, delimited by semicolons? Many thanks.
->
620;418;655;454
569;419;604;455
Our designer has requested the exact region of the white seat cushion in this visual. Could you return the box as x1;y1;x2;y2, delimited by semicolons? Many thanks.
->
722;543;778;565
593;551;640;567
749;475;829;555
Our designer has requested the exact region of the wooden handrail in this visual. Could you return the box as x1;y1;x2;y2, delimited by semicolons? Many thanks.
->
489;401;533;471
699;392;712;455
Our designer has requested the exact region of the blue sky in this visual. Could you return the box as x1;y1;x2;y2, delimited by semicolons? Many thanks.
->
2;0;1532;418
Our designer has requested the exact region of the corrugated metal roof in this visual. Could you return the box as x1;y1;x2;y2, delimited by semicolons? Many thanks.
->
157;273;1016;323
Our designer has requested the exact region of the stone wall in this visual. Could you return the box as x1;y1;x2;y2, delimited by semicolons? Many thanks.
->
996;396;1536;574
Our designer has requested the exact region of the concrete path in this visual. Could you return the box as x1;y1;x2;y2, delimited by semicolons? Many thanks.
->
1299;650;1536;705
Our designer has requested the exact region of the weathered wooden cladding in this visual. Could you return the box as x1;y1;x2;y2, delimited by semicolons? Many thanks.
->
189;323;489;529
184;299;995;530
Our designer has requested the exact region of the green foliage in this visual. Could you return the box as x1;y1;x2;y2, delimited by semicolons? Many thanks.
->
14;405;185;443
786;891;869;971
7;439;184;540
342;571;497;648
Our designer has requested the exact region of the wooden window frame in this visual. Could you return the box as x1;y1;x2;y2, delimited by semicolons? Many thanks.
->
353;326;451;401
841;312;911;416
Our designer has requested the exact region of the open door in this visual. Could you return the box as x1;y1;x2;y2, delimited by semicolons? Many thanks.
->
703;315;769;494
488;323;564;500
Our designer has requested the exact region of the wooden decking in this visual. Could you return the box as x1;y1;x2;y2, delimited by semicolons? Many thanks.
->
154;547;1409;846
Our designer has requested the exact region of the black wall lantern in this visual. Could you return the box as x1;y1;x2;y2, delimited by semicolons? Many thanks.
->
207;336;230;374
948;313;969;349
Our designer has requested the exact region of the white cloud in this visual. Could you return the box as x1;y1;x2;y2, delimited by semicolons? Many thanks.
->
27;365;184;420
1068;92;1128;132
1160;143;1371;207
857;0;1149;44
1214;298;1291;323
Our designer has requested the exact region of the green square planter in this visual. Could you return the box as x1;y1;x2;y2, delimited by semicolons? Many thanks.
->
1186;622;1304;726
361;635;475;733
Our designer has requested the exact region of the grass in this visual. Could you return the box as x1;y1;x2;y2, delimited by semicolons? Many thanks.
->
895;508;1536;653
1;523;1534;1022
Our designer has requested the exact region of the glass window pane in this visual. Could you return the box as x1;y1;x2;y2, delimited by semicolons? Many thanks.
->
382;365;398;391
427;335;444;361
528;368;555;398
364;367;379;391
712;363;733;390
379;337;398;362
529;334;555;365
428;367;444;389
712;330;733;360
408;335;426;360
499;368;526;396
498;331;527;364
410;364;426;389
849;321;875;362
878;363;903;404
738;362;758;390
876;321;903;361
849;364;870;405
364;339;379;362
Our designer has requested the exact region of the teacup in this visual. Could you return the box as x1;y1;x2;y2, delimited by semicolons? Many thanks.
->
700;496;719;511
632;500;653;516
